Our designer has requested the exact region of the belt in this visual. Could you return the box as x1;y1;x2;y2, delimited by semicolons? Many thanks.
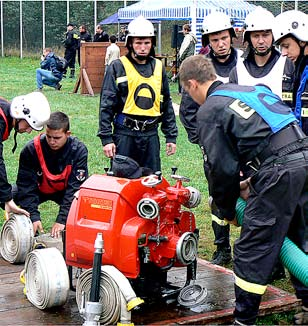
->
115;113;159;132
247;123;307;171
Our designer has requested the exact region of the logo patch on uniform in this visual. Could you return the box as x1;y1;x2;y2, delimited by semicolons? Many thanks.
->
76;169;86;182
229;99;255;119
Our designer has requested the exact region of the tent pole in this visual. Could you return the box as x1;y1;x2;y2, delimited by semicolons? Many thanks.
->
191;0;197;54
1;0;3;57
158;22;161;54
20;0;23;59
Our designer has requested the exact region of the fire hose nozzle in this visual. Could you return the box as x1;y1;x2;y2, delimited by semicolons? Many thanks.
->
126;297;144;311
94;233;103;252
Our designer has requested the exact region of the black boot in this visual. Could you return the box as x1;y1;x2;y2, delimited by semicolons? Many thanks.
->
269;260;286;282
211;247;232;266
69;69;75;79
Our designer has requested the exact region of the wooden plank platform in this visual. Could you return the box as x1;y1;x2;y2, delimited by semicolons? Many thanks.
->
0;256;300;325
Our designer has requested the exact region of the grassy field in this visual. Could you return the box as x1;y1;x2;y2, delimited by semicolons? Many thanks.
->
0;56;296;324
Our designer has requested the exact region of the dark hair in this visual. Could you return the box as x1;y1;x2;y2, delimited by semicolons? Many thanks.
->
79;25;87;31
109;35;117;43
183;24;191;32
47;111;70;132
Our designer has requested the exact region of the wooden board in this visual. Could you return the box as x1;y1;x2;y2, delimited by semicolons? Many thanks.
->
0;256;300;325
76;42;127;95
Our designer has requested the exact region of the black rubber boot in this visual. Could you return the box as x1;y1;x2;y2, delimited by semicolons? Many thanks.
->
69;69;75;78
211;247;232;266
269;260;286;282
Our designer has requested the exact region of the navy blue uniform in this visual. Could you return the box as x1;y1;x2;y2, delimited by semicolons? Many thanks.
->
198;81;308;324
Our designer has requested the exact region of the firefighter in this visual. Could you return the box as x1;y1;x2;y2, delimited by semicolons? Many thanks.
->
179;11;242;266
0;92;50;218
63;22;79;78
272;10;308;136
179;54;308;325
13;111;88;238
229;6;295;108
98;15;177;172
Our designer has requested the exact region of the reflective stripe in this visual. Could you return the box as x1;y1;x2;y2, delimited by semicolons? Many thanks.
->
211;214;228;226
235;274;267;295
282;92;293;101
302;108;308;118
160;94;164;103
116;76;128;85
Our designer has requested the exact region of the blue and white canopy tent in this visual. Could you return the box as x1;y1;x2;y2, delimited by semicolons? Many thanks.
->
118;0;257;53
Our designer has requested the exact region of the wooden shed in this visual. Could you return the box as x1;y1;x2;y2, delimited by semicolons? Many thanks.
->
74;42;127;95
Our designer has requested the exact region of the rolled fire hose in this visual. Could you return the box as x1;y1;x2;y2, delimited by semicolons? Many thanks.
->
0;214;34;263
76;265;144;325
236;198;308;287
24;247;70;309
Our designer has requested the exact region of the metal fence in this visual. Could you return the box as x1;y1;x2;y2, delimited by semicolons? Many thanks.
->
0;0;307;57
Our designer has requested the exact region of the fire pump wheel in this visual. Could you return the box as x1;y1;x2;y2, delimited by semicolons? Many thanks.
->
141;174;162;187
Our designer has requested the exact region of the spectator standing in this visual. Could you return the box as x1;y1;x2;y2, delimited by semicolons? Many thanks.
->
64;22;79;78
273;10;308;136
118;25;127;42
179;12;242;266
78;24;92;65
179;54;308;326
93;24;109;42
98;15;177;172
36;47;63;91
178;24;197;65
177;24;197;93
105;35;120;68
229;6;295;108
13;111;88;238
0;92;50;218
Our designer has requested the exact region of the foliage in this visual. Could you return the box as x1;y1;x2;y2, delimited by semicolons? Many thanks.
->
0;1;139;53
0;56;297;324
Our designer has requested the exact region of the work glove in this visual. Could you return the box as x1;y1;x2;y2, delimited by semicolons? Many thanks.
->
294;306;308;325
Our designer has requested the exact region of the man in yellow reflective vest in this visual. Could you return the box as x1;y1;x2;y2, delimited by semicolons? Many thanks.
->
98;15;177;173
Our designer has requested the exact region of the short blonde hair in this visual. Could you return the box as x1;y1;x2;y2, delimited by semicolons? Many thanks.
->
179;55;216;86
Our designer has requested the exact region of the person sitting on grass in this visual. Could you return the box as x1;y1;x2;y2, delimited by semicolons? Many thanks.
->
13;111;88;238
36;47;63;92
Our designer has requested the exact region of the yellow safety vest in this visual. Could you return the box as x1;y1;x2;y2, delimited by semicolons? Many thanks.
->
119;56;162;117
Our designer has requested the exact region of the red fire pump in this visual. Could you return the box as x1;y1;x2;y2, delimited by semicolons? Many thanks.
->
66;169;201;301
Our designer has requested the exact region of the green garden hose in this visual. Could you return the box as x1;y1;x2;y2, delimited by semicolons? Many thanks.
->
235;198;308;287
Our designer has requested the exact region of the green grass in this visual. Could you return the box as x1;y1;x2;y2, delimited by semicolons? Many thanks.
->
0;57;297;324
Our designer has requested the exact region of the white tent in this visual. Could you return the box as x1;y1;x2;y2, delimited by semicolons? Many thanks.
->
118;0;257;53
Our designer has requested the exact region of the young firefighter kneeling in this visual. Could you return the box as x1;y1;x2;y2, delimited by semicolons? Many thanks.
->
13;111;88;238
179;55;308;325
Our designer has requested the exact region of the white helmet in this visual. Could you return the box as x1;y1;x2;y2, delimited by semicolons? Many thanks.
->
125;15;156;46
243;6;274;43
202;11;236;47
272;10;308;44
10;92;51;131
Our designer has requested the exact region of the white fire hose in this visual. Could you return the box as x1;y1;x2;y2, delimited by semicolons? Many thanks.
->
23;247;70;309
76;265;144;325
0;214;34;263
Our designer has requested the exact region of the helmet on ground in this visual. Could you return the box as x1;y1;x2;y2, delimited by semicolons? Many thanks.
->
272;10;308;44
201;11;236;47
10;92;51;131
243;6;274;43
125;15;156;46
